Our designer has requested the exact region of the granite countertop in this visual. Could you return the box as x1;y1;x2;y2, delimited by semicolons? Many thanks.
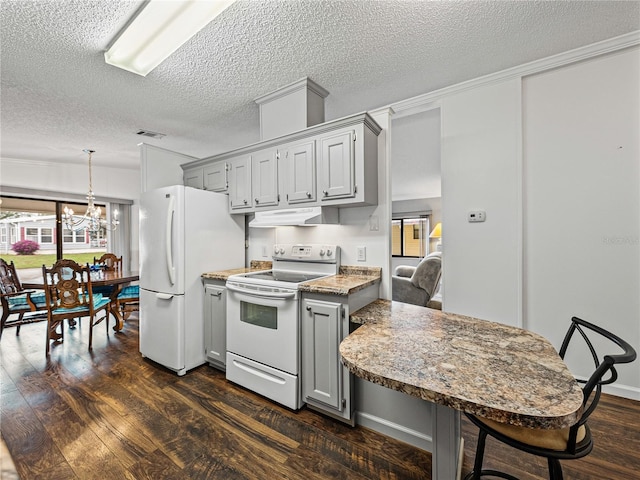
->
298;266;381;295
202;263;381;295
341;299;584;429
201;261;272;281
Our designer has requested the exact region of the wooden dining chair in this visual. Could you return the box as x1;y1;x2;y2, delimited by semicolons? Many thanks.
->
92;253;123;304
93;253;122;271
42;259;111;354
115;284;139;321
0;258;49;339
463;316;637;480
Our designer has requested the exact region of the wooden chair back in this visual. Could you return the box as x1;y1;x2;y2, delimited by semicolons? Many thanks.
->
43;259;93;310
42;259;111;354
1;258;48;339
0;258;23;295
94;253;122;271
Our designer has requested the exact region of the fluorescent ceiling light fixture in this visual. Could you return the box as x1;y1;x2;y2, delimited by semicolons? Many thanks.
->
105;0;236;76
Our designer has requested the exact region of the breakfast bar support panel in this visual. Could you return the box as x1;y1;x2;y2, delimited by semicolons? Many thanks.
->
432;403;461;480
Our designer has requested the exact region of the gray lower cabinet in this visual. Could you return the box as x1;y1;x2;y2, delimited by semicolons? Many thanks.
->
203;280;226;370
302;298;344;411
301;284;378;424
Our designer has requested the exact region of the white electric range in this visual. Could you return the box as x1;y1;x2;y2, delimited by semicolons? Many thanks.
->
225;244;340;409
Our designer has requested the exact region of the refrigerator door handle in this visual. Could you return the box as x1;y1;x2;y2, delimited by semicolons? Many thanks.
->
155;293;174;300
165;195;176;286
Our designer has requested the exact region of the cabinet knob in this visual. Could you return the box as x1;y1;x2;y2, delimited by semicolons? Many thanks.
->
306;306;312;311
255;198;259;204
243;199;248;205
306;192;311;198
322;190;328;196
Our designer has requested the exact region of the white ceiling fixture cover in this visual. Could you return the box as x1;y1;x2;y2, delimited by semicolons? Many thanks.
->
105;0;236;76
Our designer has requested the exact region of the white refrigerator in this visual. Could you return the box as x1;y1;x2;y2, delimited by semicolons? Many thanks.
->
139;185;244;375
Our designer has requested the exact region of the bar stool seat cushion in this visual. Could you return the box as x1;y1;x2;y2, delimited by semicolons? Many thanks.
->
473;416;587;452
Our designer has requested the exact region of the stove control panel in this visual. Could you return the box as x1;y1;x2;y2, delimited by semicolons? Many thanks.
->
273;244;340;263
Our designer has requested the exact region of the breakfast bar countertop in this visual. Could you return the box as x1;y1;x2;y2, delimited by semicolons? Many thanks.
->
342;299;584;430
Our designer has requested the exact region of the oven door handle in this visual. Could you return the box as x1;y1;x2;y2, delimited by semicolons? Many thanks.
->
226;283;296;299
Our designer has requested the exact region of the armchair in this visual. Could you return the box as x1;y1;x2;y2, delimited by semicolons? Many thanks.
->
392;252;442;308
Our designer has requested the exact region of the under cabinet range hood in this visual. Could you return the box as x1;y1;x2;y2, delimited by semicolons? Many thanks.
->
249;207;339;228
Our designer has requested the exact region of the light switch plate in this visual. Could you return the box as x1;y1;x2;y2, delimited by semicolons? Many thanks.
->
357;246;366;262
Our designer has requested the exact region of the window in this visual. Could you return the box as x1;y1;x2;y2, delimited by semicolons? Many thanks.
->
63;228;84;244
25;228;39;242
392;216;430;258
40;227;53;244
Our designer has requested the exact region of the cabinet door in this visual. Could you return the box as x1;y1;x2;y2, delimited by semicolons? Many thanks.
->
204;284;226;368
318;130;355;200
301;299;342;410
252;149;279;207
183;168;204;189
203;161;228;192
285;141;316;204
228;156;252;211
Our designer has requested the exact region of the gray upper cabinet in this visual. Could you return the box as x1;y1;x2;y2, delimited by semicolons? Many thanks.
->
183;167;204;189
228;156;252;211
251;148;279;208
203;161;228;192
318;129;354;200
181;112;381;214
282;140;316;205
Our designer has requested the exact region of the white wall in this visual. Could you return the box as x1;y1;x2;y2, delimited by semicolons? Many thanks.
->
523;47;640;397
440;78;522;326
0;157;140;200
140;143;195;192
391;108;441;200
1;156;141;268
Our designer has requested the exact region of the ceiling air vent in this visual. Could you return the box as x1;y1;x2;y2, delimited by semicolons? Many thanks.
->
136;130;166;139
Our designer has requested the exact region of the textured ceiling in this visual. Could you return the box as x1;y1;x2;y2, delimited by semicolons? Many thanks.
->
1;0;639;170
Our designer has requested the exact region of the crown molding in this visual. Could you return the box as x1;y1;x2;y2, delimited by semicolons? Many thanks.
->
254;76;330;105
0;185;133;205
391;30;640;116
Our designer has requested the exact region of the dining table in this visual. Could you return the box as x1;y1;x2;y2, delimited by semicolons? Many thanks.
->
23;269;139;332
340;299;584;480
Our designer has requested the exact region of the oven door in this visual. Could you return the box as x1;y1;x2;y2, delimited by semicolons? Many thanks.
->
226;282;299;375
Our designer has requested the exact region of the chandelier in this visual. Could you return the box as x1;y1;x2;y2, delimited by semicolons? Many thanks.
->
63;149;119;235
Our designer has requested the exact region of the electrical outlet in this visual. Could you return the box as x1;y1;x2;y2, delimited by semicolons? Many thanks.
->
357;246;366;262
261;245;268;257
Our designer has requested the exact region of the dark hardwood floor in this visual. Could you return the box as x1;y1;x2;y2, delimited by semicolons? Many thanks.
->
1;314;638;479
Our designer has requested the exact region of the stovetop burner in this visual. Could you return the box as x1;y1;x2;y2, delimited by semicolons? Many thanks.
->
239;270;328;284
227;244;340;290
